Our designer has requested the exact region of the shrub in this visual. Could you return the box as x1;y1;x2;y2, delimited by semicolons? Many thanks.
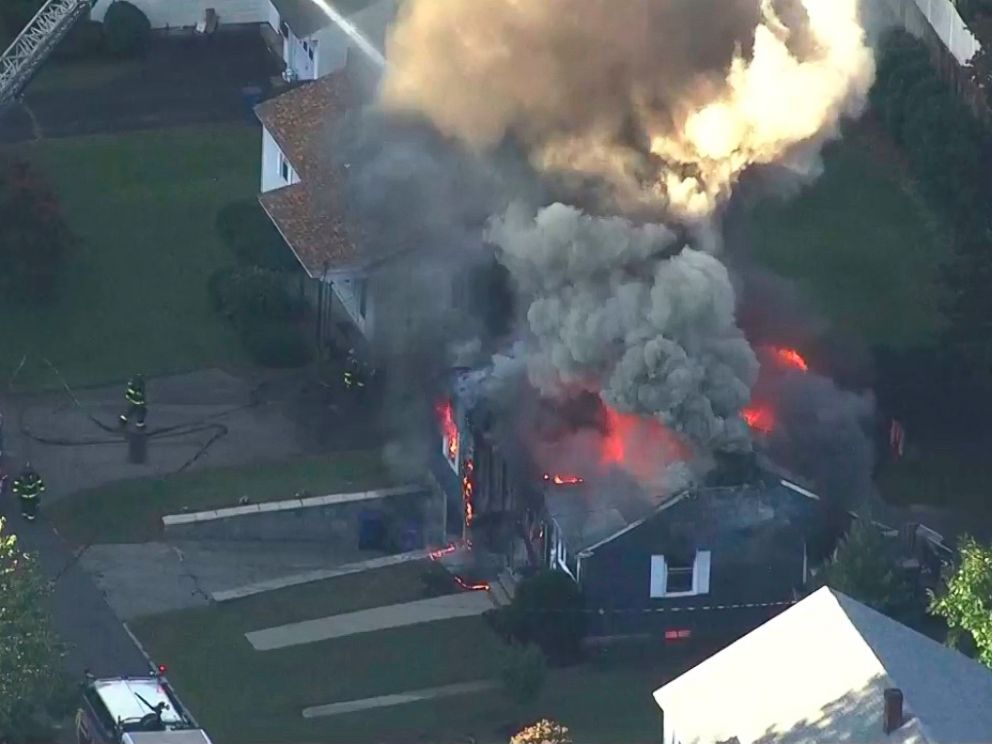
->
239;319;312;368
54;19;104;60
102;1;150;58
208;266;302;323
500;644;547;708
511;720;573;744
500;570;586;666
216;200;297;271
0;159;74;303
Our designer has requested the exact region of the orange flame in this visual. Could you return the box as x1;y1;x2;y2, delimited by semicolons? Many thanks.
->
743;405;775;434
768;346;809;373
454;575;490;591
435;399;459;464
601;405;688;479
543;473;585;485
462;458;476;527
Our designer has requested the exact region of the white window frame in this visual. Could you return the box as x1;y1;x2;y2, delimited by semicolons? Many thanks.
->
650;550;711;598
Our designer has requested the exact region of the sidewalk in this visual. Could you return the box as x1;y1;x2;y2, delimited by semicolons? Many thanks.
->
301;680;497;719
245;591;494;650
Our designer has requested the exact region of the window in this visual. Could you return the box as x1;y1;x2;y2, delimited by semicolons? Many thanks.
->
650;550;711;598
357;279;368;318
279;20;289;37
279;153;289;182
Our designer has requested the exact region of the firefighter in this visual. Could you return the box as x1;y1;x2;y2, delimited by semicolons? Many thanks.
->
342;349;366;393
119;374;147;429
12;462;44;521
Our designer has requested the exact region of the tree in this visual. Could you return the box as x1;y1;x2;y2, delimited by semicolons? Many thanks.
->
0;159;74;303
102;1;151;58
501;644;547;709
0;518;66;740
930;536;992;666
500;570;586;666
0;0;44;44
813;516;917;622
510;719;573;744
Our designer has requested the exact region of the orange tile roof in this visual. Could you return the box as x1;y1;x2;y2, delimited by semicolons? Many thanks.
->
255;72;359;274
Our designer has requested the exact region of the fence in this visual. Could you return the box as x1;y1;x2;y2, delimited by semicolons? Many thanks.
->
872;0;989;119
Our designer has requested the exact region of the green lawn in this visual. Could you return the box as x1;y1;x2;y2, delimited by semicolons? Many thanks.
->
745;123;949;348
48;450;394;545
133;593;703;744
29;57;141;92
0;124;259;391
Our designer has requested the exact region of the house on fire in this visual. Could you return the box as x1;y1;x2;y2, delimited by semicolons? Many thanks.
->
431;377;826;642
653;586;992;744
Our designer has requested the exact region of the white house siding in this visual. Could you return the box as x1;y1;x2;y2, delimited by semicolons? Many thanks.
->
314;0;398;78
260;128;299;192
92;0;268;28
332;275;372;338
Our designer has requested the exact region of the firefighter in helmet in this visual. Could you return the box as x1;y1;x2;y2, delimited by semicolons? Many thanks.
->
12;462;45;521
342;349;366;392
119;374;147;429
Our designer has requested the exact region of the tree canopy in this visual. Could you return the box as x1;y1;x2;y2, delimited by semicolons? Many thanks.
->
0;518;65;739
813;516;917;622
930;536;992;666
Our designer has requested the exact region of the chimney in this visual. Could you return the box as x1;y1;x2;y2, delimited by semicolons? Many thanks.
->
883;688;904;734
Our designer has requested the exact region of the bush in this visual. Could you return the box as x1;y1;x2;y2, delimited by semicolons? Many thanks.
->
54;19;104;60
0;159;74;303
501;644;547;708
500;570;586;666
102;1;150;58
208;266;302;323
240;319;312;368
216;200;297;271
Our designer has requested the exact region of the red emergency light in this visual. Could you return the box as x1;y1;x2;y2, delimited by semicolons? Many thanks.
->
664;629;692;641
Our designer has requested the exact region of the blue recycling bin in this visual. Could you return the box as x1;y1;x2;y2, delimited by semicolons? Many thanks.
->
358;510;386;551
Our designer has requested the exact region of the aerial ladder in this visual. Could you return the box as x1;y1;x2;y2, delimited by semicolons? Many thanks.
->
0;0;96;106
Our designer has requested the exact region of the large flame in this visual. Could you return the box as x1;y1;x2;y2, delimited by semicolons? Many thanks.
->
435;399;459;464
601;405;689;480
743;404;775;434
766;346;809;373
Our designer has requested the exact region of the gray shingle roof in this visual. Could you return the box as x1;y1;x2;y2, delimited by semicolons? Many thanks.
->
654;587;992;744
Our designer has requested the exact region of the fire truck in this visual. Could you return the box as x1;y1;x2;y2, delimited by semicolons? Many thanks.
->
76;668;213;744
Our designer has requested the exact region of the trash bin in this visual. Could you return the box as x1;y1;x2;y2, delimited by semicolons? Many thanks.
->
398;522;421;552
358;510;386;551
242;86;263;122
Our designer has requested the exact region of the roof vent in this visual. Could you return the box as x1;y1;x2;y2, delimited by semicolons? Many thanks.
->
883;688;904;734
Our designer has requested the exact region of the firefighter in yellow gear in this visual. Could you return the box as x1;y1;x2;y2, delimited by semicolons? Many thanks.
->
12;463;45;521
119;374;147;429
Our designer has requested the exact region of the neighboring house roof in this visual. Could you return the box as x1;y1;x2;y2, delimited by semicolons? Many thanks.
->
653;587;992;744
269;0;388;39
255;72;359;276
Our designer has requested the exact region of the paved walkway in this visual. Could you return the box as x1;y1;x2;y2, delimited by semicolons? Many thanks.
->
246;591;494;650
301;680;497;719
212;548;430;602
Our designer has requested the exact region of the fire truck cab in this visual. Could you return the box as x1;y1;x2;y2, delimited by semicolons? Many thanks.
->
76;670;212;744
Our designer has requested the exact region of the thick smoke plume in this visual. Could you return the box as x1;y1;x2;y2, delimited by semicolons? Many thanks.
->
382;0;874;219
373;0;874;462
489;203;757;451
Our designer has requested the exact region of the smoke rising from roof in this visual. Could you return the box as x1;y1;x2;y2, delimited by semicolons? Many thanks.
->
488;203;757;451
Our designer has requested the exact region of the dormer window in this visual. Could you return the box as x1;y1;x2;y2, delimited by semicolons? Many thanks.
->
650;551;711;598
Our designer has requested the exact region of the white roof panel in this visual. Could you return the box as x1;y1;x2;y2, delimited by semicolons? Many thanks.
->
93;679;186;726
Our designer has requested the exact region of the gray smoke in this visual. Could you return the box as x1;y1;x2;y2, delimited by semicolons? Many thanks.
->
488;202;758;451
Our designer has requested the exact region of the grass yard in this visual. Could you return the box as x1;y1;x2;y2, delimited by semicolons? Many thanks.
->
0;123;259;391
29;57;141;92
133;587;703;744
745;121;949;349
48;450;393;545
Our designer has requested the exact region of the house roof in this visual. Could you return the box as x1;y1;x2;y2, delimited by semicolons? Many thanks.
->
258;182;356;277
255;72;360;275
268;0;387;39
653;587;992;744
